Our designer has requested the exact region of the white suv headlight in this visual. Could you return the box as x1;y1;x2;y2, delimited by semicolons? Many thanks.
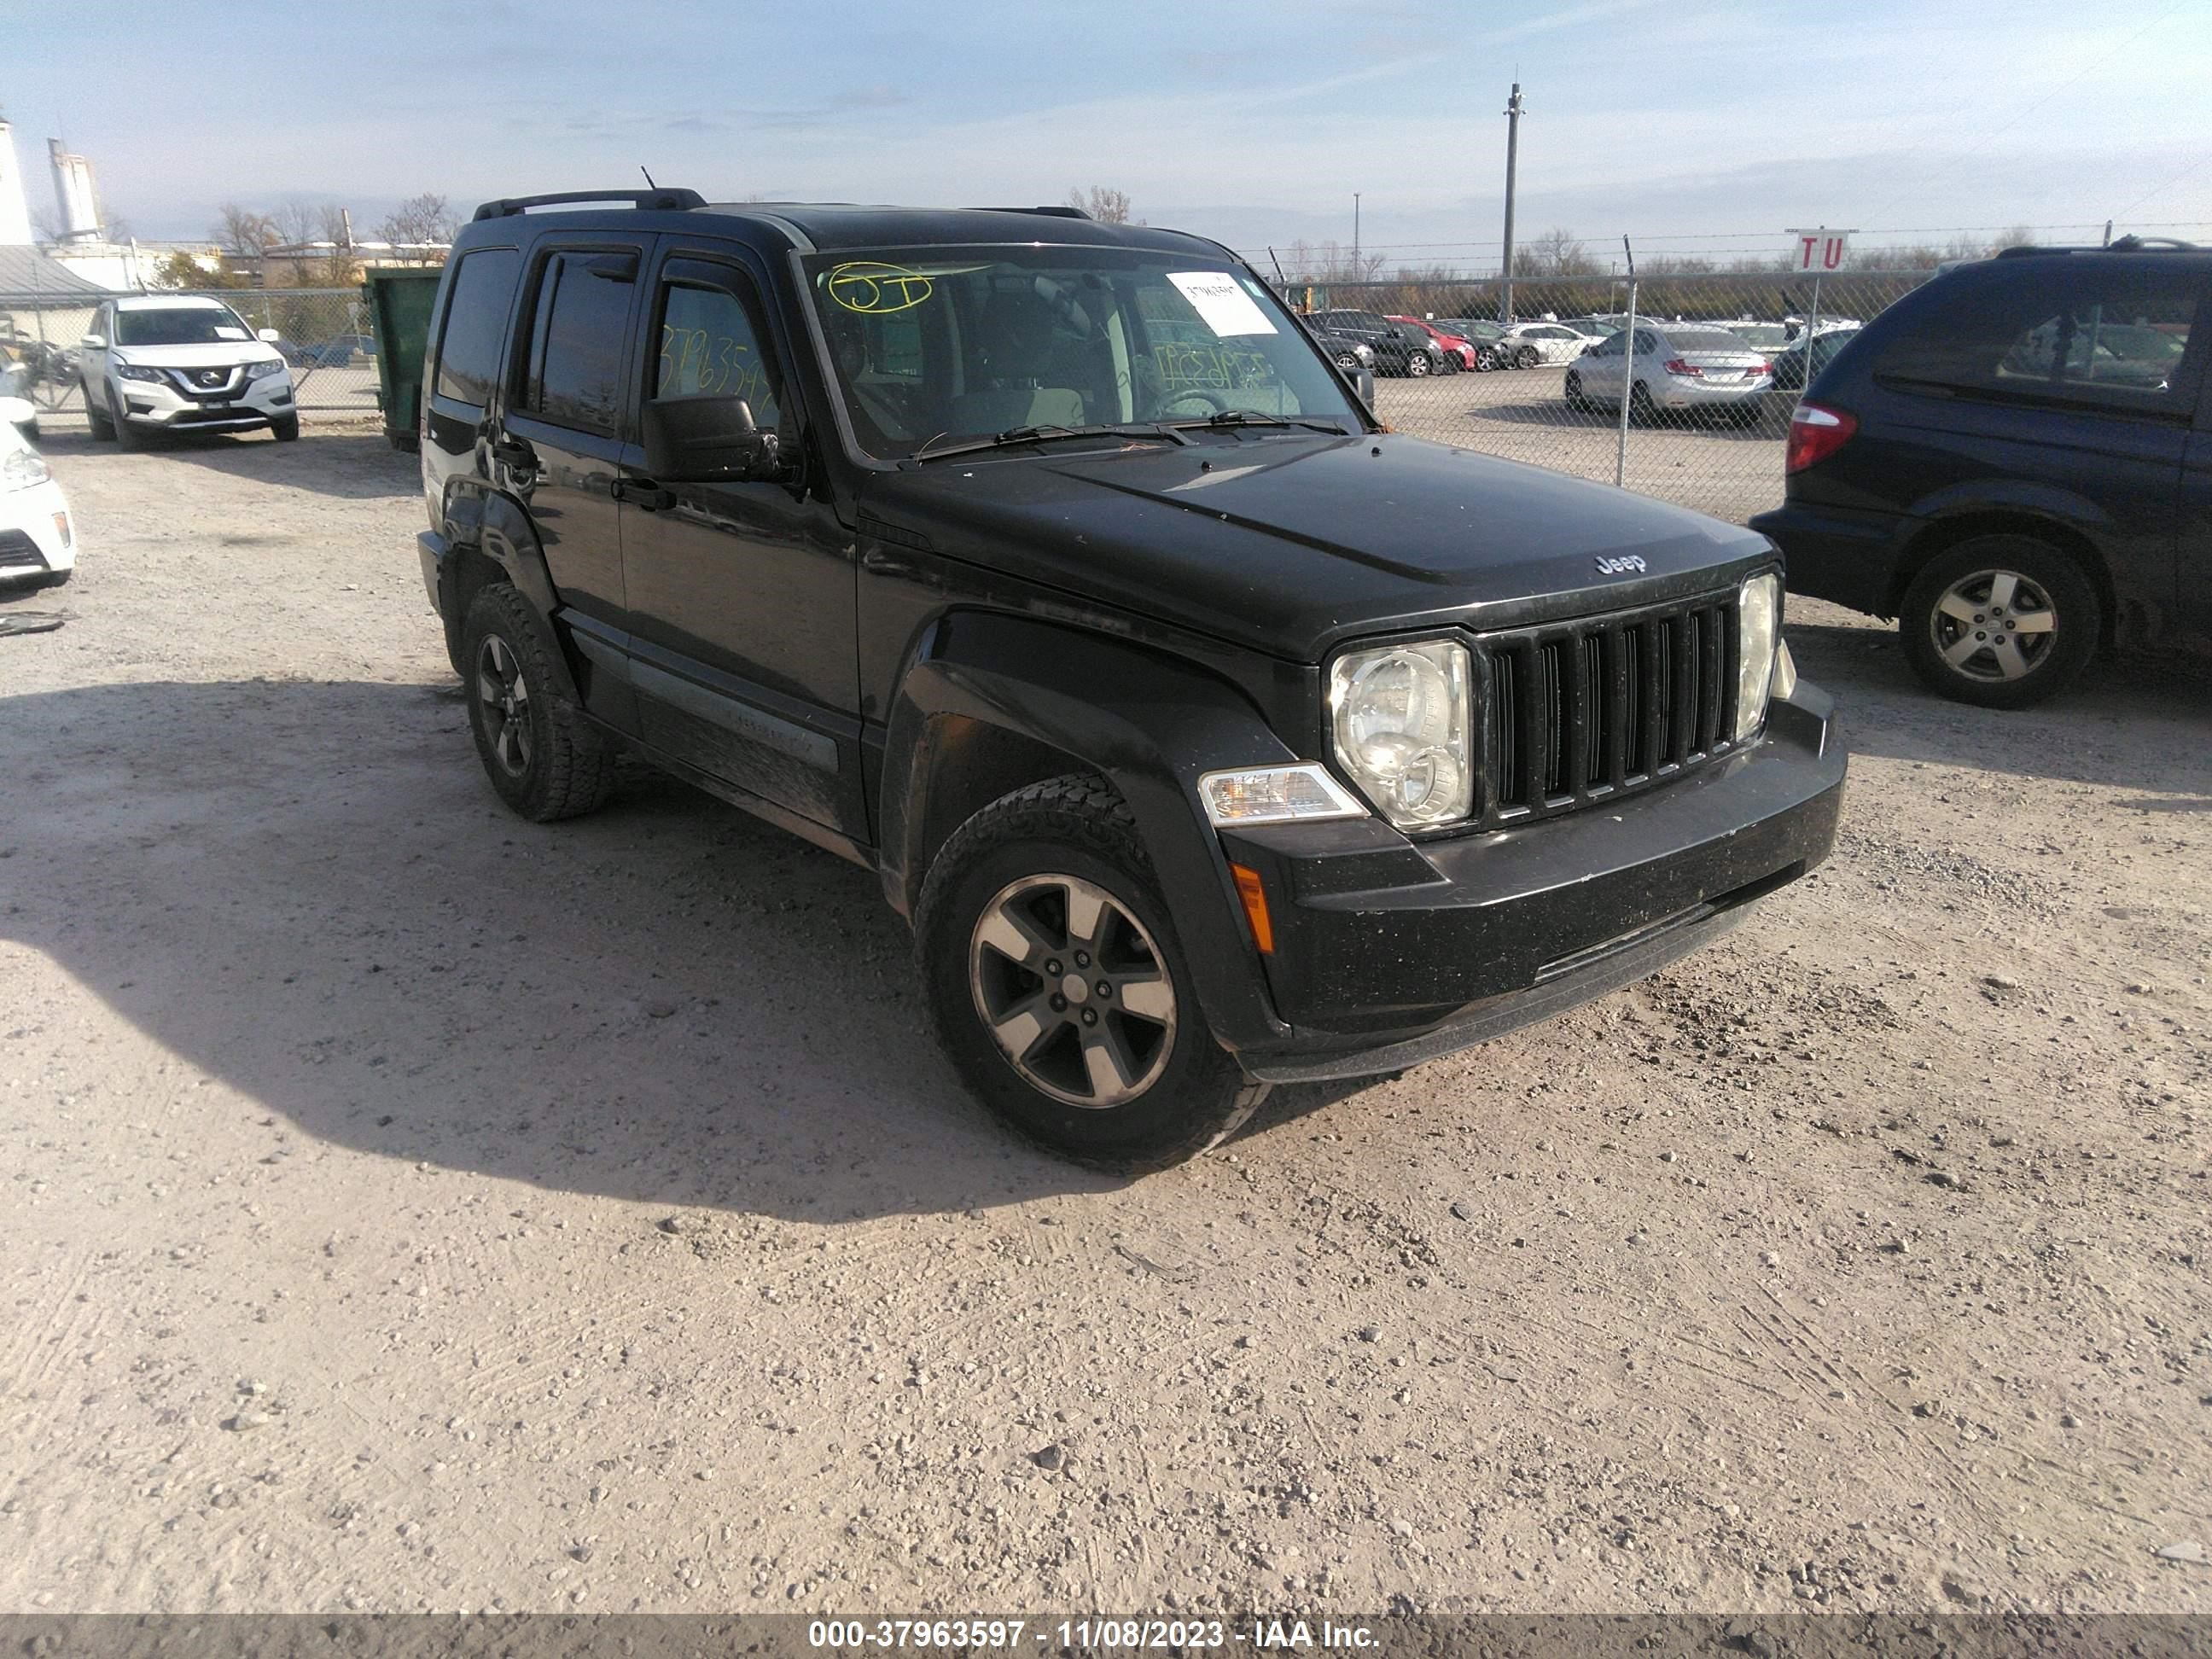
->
243;358;288;381
1327;638;1473;829
1734;571;1782;741
1;446;49;492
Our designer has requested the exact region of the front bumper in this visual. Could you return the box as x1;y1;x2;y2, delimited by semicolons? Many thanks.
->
112;368;294;433
1216;680;1846;1080
0;476;75;583
1748;500;1902;618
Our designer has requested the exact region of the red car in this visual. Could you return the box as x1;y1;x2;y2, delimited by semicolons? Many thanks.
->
1388;316;1481;373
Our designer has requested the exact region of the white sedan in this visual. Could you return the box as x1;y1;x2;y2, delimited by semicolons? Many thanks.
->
0;416;74;589
1563;322;1773;423
1496;322;1601;368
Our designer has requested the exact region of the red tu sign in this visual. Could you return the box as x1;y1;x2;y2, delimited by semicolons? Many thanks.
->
1789;229;1854;271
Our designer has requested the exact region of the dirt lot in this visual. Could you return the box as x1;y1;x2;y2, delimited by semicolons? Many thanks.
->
1;430;2207;1617
1373;366;1793;527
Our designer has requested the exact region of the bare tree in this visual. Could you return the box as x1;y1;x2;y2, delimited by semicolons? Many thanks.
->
212;202;279;257
375;193;458;258
1282;238;1384;286
1066;184;1134;224
1523;226;1598;278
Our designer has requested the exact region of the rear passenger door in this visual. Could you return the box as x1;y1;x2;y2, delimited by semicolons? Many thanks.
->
498;238;649;631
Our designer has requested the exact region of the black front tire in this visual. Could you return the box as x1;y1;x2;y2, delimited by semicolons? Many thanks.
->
916;774;1269;1173
271;413;300;442
85;387;114;442
1898;535;2100;709
461;584;617;821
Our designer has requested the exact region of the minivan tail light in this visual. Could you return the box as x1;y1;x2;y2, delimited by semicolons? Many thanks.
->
1785;402;1857;473
1663;358;1700;376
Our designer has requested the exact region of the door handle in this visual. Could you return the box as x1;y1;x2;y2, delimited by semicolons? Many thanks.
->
611;477;676;510
860;549;916;578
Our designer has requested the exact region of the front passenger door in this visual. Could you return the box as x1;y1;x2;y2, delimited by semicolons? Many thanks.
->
617;248;864;839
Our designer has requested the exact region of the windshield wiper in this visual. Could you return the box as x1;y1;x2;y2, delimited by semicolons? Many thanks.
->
1161;410;1353;435
911;422;1185;463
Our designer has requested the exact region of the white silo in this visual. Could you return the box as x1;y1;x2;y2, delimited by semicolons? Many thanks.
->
0;120;34;246
49;138;102;242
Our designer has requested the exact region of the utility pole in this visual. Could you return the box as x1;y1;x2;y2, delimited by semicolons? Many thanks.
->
1499;83;1525;324
1353;192;1361;266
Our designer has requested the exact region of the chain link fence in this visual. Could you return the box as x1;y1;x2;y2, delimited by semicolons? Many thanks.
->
9;272;1940;524
1285;271;1935;522
0;288;387;427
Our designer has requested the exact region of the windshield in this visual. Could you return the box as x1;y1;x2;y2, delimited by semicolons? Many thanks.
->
803;247;1364;460
115;306;254;347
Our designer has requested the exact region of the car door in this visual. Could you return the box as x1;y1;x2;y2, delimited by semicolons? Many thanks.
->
615;242;864;839
498;239;645;633
2178;279;2212;646
423;243;525;542
1577;329;1623;397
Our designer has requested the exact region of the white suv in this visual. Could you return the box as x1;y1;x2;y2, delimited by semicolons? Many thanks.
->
79;296;299;445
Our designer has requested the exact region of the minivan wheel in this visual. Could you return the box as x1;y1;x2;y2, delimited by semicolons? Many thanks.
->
461;584;617;820
916;774;1269;1173
1900;537;2099;709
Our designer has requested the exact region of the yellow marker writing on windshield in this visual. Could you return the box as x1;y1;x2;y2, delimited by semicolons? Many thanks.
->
826;262;934;314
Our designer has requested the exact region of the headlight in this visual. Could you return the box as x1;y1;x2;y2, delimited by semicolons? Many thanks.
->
1199;764;1366;828
115;362;165;381
1734;571;1782;741
1;446;49;492
244;358;287;381
1328;639;1473;829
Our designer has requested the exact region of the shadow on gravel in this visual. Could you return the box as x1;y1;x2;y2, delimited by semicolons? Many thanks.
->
36;428;416;501
1785;615;2212;797
3;678;1288;1221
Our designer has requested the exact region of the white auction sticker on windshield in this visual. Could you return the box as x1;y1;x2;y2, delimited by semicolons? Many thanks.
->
1168;271;1278;338
213;327;248;340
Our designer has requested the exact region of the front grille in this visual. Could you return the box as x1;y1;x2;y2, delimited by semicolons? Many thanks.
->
1473;591;1740;827
168;366;241;398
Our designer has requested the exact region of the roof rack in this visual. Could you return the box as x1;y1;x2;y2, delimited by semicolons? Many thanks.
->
471;189;707;222
969;205;1091;220
1995;235;2199;258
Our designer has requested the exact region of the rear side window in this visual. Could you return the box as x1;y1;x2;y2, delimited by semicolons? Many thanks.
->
432;247;521;407
518;253;636;435
1877;264;2202;410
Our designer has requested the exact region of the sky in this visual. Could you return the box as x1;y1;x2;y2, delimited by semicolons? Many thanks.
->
6;0;2211;270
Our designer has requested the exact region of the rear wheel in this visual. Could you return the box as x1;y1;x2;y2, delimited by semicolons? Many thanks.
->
1628;381;1658;423
461;584;617;820
1514;345;1540;370
1563;370;1588;412
1406;350;1431;378
1898;536;2099;709
917;775;1268;1172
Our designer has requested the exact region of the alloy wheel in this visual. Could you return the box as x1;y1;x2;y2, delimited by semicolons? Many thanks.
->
968;873;1176;1109
474;633;533;776
1930;568;2058;683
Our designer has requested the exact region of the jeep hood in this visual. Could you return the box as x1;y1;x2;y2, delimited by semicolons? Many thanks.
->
858;431;1775;661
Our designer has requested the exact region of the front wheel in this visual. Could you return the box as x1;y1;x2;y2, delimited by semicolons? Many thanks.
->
1514;346;1540;370
1334;352;1361;375
271;413;300;442
916;775;1269;1172
1898;536;2100;708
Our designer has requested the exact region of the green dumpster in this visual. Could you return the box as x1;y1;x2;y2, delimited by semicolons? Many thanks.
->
361;268;444;452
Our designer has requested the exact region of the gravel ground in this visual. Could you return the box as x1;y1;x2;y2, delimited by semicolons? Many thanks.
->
1;429;2207;1617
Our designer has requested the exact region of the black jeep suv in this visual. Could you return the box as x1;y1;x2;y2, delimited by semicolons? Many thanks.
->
1753;240;2211;707
416;189;1847;1169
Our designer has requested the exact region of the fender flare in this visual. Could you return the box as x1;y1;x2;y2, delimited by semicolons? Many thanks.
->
436;480;581;702
881;610;1303;1054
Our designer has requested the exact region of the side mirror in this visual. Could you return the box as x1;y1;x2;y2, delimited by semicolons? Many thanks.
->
257;329;282;344
641;395;784;483
1353;366;1376;408
80;333;107;351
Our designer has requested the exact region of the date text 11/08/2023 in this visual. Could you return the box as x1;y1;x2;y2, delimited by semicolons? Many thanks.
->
807;1620;1379;1650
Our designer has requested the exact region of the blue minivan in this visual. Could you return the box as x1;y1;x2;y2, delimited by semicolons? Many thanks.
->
1752;239;2209;707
